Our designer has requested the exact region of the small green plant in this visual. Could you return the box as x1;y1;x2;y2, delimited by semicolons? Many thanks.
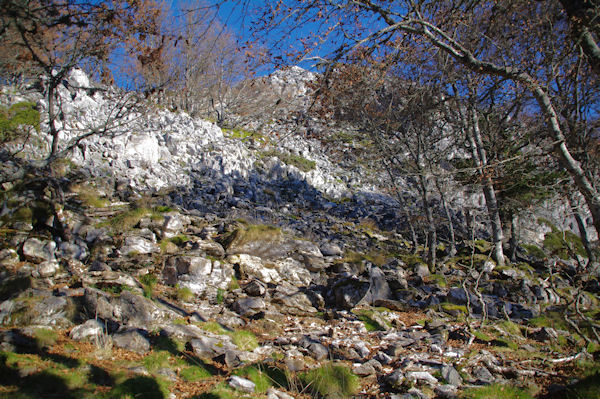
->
216;288;225;304
180;365;213;382
142;351;172;373
461;383;534;399
260;149;316;172
201;321;229;334
33;328;59;349
299;363;359;398
231;330;259;351
139;274;158;298
176;285;194;302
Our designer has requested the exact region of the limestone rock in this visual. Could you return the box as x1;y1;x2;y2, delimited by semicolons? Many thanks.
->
22;238;56;263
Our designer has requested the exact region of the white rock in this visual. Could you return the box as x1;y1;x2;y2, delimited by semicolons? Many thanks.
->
228;376;255;393
406;371;439;386
69;319;104;341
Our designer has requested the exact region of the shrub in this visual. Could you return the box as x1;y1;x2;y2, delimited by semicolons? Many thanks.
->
0;101;40;143
299;363;359;398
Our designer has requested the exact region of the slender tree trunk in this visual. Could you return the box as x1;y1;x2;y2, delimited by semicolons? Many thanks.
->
417;172;437;271
508;212;518;263
434;176;457;257
467;106;505;266
567;190;597;265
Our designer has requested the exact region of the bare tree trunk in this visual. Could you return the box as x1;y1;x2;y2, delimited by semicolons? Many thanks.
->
567;190;597;265
508;212;518;263
417;172;437;271
467;106;505;266
434;176;457;257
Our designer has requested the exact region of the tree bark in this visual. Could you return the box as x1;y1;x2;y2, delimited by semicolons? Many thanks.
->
467;105;505;266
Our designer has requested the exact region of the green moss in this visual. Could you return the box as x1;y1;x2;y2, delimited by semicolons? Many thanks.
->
179;365;213;382
561;372;600;399
101;207;162;232
522;244;546;259
142;351;172;373
461;383;534;399
498;321;523;337
33;328;59;349
260;149;316;172
441;302;467;314
103;375;170;399
353;309;390;332
195;382;261;398
528;311;569;330
473;330;493;342
231;330;258;351
543;229;587;259
201;321;229;335
224;127;268;145
299;363;359;398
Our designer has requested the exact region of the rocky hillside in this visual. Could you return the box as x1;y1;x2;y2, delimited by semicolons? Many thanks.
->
0;69;598;399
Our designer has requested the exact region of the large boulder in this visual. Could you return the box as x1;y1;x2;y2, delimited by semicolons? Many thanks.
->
22;238;56;263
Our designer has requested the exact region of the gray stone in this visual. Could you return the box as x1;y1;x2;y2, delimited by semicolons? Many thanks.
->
36;260;60;277
414;263;430;278
228;375;255;393
386;369;405;390
320;243;342;257
22;238;56;263
58;241;88;261
531;327;558;342
120;235;156;255
112;328;150;353
441;365;462;386
267;387;295;399
406;371;438;386
353;359;381;376
233;297;266;317
435;385;458;399
244;280;267;297
69;319;105;341
0;249;19;266
472;366;494;384
362;266;392;305
162;212;190;238
228;254;280;283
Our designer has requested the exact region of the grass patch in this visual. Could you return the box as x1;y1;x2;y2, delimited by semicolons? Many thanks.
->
142;351;172;373
231;330;258;351
101;207;163;232
461;383;534;399
180;365;213;382
201;321;230;335
222;224;282;250
139;274;158;298
260;149;316;172
352;309;388;332
72;185;109;208
299;363;359;398
176;285;194;302
233;363;288;393
195;381;261;398
103;375;170;399
543;229;587;259
528;311;569;330
33;328;59;349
